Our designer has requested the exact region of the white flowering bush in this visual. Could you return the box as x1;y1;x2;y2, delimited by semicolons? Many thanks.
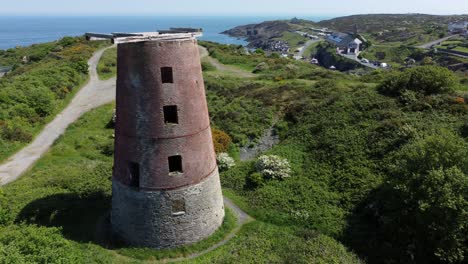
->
255;155;292;180
290;209;311;222
216;153;235;171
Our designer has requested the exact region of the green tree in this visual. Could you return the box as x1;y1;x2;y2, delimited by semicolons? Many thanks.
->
422;56;434;65
255;48;265;55
374;131;467;263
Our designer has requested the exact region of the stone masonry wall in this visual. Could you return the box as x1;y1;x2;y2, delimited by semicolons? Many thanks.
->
111;169;225;248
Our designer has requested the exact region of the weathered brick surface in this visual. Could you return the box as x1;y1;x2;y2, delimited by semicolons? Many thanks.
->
114;39;216;190
111;38;224;248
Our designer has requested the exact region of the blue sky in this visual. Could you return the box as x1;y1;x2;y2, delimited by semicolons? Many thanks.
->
1;0;467;16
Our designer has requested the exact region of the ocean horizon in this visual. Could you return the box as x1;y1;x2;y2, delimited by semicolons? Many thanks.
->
0;15;334;50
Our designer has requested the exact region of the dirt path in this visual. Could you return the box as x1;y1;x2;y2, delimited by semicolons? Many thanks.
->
0;46;116;186
198;46;255;78
297;39;321;58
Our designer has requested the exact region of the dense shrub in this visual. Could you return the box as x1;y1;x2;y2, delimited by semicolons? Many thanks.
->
201;60;215;71
461;120;468;137
0;225;83;263
255;155;292;180
375;51;386;60
194;221;362;263
386;132;468;261
378;65;458;96
0;189;12;226
216;152;235;171
350;131;468;264
211;128;232;153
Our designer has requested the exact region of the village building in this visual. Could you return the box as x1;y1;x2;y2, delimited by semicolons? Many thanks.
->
448;21;468;35
327;32;363;55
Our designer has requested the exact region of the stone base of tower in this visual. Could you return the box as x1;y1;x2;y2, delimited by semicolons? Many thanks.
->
110;169;225;249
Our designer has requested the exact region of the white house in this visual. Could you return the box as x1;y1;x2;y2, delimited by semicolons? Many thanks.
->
327;32;363;55
347;38;363;55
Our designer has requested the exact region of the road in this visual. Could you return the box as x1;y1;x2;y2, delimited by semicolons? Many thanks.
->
0;46;116;186
339;53;379;69
297;39;321;58
416;35;458;49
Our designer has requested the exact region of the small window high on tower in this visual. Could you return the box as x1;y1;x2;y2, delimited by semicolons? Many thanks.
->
161;67;173;83
163;105;178;124
168;155;183;173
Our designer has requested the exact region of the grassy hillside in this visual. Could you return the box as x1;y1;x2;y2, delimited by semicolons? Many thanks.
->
222;18;317;50
1;41;467;263
0;104;361;263
318;14;468;45
0;37;110;161
222;14;468;78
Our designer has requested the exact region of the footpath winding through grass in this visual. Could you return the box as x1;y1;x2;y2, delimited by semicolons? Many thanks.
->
0;46;116;186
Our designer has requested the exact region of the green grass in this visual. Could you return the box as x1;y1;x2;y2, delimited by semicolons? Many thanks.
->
0;101;361;263
441;40;463;45
97;47;117;80
0;103;241;262
359;45;413;65
186;221;363;264
453;46;468;53
116;208;237;261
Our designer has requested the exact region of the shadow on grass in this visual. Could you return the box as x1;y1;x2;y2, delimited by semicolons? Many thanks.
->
15;192;239;261
15;192;111;246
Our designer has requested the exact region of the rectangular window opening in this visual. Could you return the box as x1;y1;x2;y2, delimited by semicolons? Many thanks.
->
163;105;178;124
172;199;186;216
161;67;173;83
168;155;183;173
128;162;140;188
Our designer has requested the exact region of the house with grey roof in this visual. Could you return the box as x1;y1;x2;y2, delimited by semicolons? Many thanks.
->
326;32;363;55
448;21;468;35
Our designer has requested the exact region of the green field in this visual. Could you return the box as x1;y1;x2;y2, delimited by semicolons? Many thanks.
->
436;39;468;54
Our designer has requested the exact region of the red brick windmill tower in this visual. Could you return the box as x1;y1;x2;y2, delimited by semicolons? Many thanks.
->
87;29;224;248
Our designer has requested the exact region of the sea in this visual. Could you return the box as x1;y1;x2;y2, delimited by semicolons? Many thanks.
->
0;15;333;50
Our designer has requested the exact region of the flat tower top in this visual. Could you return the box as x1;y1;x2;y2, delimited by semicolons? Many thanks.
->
85;28;203;44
